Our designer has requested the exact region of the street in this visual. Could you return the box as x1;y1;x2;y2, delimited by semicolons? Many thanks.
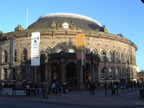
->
0;89;143;108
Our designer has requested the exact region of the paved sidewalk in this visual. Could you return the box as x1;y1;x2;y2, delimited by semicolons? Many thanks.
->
11;89;141;107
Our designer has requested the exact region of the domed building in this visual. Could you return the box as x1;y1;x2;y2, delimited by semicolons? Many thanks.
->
0;13;137;87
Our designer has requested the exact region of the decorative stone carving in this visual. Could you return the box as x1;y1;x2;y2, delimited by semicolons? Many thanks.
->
56;23;61;30
51;21;56;30
103;25;108;33
101;25;108;33
51;20;79;30
15;25;24;31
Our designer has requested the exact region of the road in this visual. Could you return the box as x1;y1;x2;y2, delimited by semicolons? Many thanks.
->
0;89;143;108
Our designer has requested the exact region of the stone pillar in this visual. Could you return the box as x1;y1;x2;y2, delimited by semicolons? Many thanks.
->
77;60;83;89
92;63;96;83
48;63;51;84
45;64;48;81
61;63;66;83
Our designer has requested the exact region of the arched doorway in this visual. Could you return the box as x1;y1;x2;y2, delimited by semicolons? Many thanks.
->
66;63;77;86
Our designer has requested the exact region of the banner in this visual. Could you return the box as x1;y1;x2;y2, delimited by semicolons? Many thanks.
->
31;32;40;66
76;33;85;66
2;88;13;95
76;33;84;50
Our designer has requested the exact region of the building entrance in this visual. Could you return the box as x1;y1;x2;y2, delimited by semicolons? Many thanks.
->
66;63;77;86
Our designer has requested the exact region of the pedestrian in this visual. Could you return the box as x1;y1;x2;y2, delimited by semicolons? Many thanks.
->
42;82;45;98
52;82;56;94
111;83;116;95
26;84;30;96
89;82;95;95
44;82;49;99
104;82;107;96
115;82;119;94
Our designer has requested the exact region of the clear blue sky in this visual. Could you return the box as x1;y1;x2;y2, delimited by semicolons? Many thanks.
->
0;0;144;71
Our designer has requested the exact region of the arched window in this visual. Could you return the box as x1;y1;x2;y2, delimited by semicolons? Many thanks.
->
108;51;113;62
4;68;7;80
108;68;113;79
55;47;64;53
14;50;17;62
4;50;8;63
121;53;124;63
118;67;121;78
100;50;106;62
12;69;17;80
122;68;126;78
130;69;133;79
45;47;52;55
0;68;4;80
83;48;89;54
101;67;106;79
114;52;119;63
126;68;130;78
90;48;98;55
68;48;75;53
126;54;129;64
115;68;119;79
23;48;28;61
130;55;132;64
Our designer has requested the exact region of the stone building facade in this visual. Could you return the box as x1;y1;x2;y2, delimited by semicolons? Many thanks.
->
0;13;137;87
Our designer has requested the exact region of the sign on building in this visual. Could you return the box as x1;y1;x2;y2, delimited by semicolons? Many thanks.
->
31;32;40;66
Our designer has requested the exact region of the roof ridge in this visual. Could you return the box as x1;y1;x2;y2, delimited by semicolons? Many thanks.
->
39;13;102;27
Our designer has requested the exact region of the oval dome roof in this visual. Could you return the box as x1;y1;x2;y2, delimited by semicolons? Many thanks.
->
28;13;102;30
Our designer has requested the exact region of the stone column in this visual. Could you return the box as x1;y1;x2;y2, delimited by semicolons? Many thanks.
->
77;60;82;88
48;63;51;84
45;64;48;81
61;63;66;83
92;63;96;83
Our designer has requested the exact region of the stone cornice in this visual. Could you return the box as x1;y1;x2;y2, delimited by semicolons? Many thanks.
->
1;29;137;51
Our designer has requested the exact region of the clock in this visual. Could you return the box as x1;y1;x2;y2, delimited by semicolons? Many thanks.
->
62;22;69;29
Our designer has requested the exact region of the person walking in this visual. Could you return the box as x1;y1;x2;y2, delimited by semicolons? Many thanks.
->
44;82;49;99
42;82;46;98
26;83;30;96
104;82;108;96
52;82;56;94
89;82;95;95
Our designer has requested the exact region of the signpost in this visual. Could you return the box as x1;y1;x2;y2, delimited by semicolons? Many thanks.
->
31;32;40;83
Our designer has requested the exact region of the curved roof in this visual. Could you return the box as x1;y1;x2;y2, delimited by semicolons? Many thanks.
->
28;13;102;30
